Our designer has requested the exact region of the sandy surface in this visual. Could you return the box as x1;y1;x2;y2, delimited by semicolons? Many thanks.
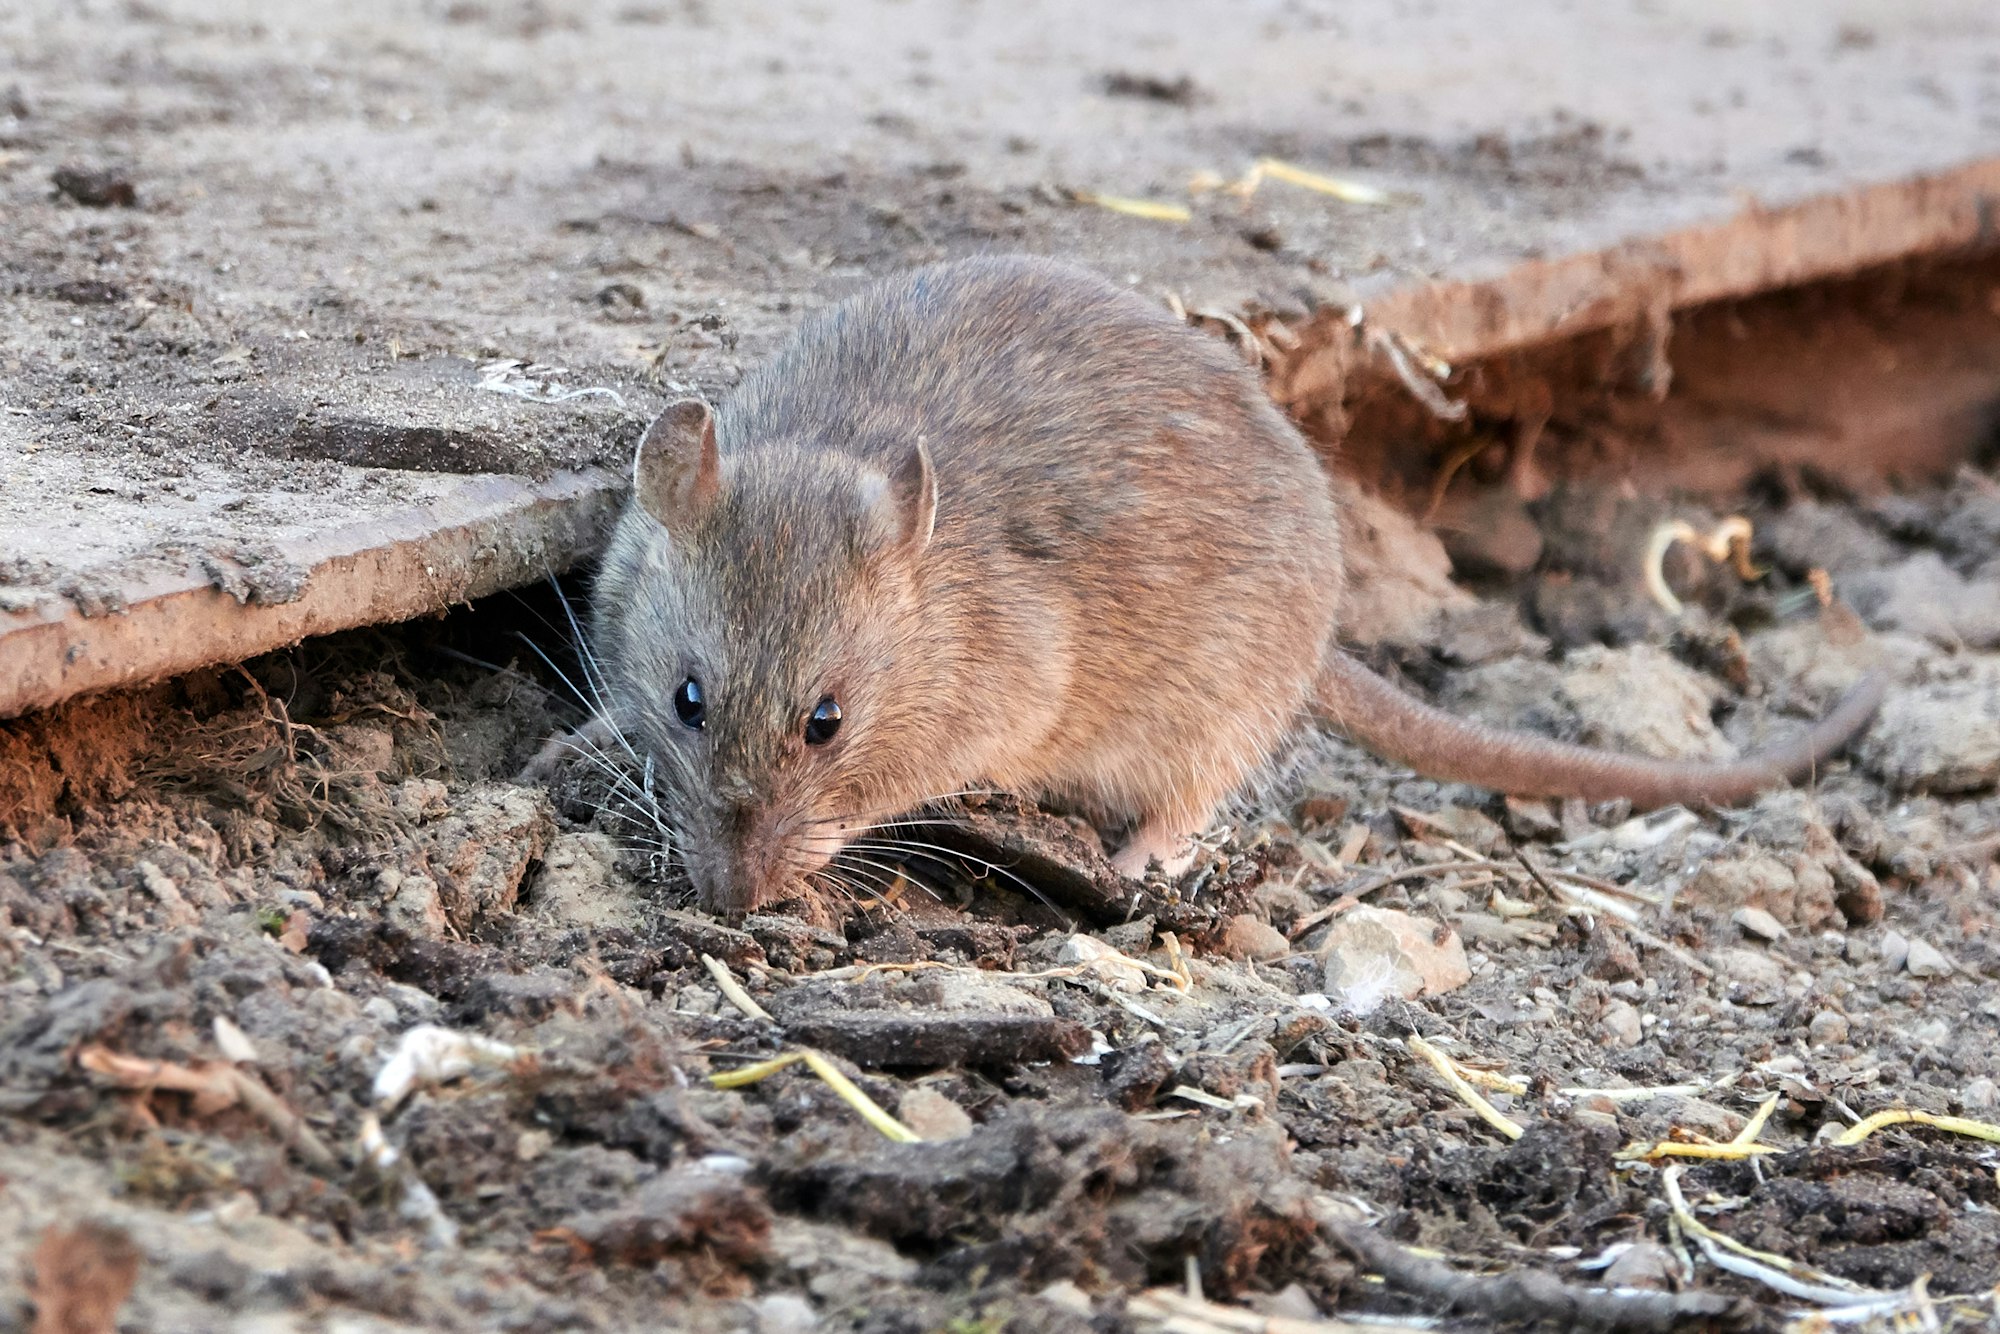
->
4;0;1999;624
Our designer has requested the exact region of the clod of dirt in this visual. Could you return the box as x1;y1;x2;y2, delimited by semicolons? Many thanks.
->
1558;644;1731;760
767;970;1091;1069
1444;642;1731;761
1745;618;1907;717
1844;552;2000;648
914;794;1243;930
897;1087;975;1140
1856;658;2000;792
49;165;136;208
1215;913;1291;961
560;1165;772;1273
1334;482;1473;647
1682;794;1884;929
282;414;553;476
1760;499;1901;576
523;831;636;931
29;1221;141;1334
46;279;126;305
1098;71;1204;106
1436;488;1545;581
764;1109;1316;1295
405;782;556;931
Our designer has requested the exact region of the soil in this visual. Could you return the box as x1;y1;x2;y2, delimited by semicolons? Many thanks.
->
1;454;1997;1331
3;3;2000;1332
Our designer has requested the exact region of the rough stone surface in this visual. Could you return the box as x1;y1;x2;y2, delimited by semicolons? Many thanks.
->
1318;907;1471;1009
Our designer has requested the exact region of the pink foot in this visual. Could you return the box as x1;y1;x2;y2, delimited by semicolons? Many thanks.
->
1110;824;1198;880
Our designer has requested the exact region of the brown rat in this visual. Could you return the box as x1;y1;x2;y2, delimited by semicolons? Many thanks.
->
585;254;1883;914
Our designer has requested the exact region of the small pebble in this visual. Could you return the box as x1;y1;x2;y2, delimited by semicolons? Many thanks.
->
361;996;400;1026
1716;947;1785;992
1601;1241;1679;1291
1878;930;1910;972
1215;913;1290;962
1807;1010;1849;1046
1964;1077;1998;1110
898;1087;974;1141
1911;1017;1951;1047
1732;906;1788;941
1037;1281;1093;1316
1599;999;1644;1048
750;1293;819;1334
1905;937;1954;978
1259;1284;1322;1321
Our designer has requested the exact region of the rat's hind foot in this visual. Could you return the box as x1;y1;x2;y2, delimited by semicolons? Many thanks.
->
1110;821;1199;880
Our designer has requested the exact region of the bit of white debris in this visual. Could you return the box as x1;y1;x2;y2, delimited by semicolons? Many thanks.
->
476;358;626;408
1165;1084;1263;1113
1057;934;1150;993
358;1113;460;1248
1318;907;1472;1013
1070;1031;1115;1066
1904;936;1955;978
373;1024;521;1111
695;1153;754;1176
1732;906;1789;941
211;1015;259;1064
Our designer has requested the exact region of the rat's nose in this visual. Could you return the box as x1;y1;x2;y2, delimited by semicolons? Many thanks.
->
686;852;753;917
688;808;787;916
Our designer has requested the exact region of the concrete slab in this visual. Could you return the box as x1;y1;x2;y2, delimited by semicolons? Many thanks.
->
3;0;1998;716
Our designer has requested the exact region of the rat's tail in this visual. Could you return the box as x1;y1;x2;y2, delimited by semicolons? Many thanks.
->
1313;653;1886;809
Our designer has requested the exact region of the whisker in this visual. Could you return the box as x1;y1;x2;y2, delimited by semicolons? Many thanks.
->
837;853;946;906
844;835;1067;920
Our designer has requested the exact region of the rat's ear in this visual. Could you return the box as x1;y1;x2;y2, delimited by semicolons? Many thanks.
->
885;436;937;552
633;399;720;529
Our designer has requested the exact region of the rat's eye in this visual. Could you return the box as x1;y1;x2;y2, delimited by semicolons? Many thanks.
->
804;695;842;746
673;677;705;730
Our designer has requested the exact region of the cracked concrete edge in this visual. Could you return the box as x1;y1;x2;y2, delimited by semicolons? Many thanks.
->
4;159;1997;722
1308;156;2000;367
0;468;624;720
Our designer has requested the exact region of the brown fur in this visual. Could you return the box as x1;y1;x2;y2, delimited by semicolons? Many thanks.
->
592;254;1881;913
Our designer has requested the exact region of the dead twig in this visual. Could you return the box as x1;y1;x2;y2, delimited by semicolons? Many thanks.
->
77;1045;336;1172
1320;1211;1753;1332
1128;1285;1430;1332
701;952;775;1022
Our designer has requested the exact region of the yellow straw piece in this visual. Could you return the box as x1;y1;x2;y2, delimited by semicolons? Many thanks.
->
709;1049;925;1144
1627;1141;1782;1163
1730;1094;1781;1147
701;953;775;1022
1071;190;1192;222
1457;1066;1529;1097
1254;157;1393;205
708;1052;805;1088
799;1050;924;1143
1407;1036;1524;1141
1833;1108;2000;1147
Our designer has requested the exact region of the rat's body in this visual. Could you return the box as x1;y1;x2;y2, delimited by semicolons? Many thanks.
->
591;254;1882;913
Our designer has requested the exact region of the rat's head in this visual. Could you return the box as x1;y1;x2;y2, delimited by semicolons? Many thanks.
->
599;399;942;915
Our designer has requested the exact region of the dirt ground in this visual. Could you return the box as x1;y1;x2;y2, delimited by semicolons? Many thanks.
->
4;2;2000;1332
3;443;2000;1332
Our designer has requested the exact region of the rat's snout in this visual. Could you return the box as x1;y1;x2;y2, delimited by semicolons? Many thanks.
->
683;801;814;916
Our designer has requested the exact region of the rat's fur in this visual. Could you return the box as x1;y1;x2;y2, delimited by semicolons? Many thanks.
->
592;254;1881;914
